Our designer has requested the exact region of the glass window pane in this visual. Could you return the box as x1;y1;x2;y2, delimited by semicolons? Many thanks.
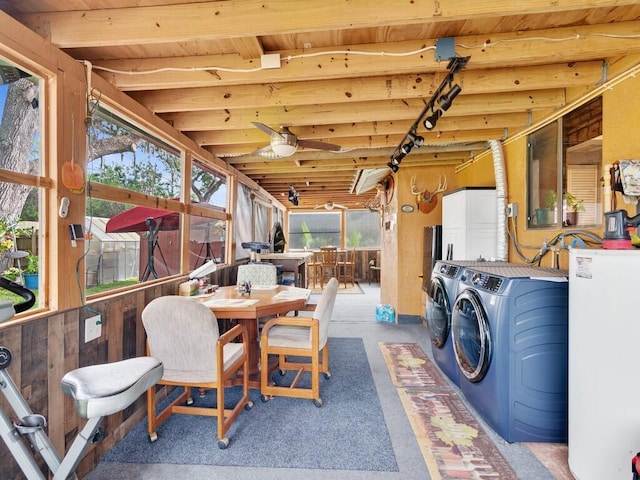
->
345;210;381;248
0;57;44;313
0;59;41;176
234;183;253;260
255;202;269;243
87;107;181;198
188;214;225;268
528;121;560;228
288;212;340;249
1;185;43;310
85;198;181;295
192;161;227;210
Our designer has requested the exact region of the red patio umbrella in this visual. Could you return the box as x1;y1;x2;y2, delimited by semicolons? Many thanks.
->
105;205;179;233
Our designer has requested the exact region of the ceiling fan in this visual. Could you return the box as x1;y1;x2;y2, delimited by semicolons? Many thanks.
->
315;201;348;210
251;122;341;158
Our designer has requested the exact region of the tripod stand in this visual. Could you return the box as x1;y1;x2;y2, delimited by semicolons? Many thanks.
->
141;217;170;281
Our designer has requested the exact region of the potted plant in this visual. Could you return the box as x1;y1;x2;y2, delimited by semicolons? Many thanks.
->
23;254;38;290
535;190;557;225
564;192;584;226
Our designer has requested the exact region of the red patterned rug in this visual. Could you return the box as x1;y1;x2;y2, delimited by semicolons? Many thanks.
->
379;342;519;480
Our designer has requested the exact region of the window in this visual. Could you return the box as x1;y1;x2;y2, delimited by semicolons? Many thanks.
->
190;161;227;266
345;210;382;248
288;209;381;250
0;57;45;311
289;212;341;249
234;182;253;260
85;106;184;294
527;97;602;228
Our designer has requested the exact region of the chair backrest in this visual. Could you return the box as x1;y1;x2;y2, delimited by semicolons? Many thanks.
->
236;263;278;286
320;247;338;266
142;296;220;381
315;277;339;346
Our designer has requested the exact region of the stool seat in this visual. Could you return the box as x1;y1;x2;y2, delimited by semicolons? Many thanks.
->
61;357;163;419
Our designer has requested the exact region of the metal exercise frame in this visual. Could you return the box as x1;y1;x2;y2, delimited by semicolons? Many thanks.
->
0;347;102;479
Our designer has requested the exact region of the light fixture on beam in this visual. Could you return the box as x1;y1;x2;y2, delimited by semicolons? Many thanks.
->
423;110;442;130
389;54;470;173
438;84;462;111
408;132;424;146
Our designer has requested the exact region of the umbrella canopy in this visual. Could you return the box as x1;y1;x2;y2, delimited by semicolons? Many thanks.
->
105;206;180;233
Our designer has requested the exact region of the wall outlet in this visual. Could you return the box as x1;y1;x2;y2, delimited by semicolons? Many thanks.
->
85;315;102;343
506;203;518;218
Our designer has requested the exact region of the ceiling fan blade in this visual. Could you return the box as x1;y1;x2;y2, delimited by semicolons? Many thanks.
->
297;139;341;151
252;122;282;138
250;145;274;156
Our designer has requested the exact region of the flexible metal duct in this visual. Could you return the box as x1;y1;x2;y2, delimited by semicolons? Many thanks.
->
490;139;508;261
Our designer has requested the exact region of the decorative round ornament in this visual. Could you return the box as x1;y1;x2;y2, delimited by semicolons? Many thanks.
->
401;204;415;213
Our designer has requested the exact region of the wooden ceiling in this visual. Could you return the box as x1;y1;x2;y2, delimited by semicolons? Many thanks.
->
2;1;640;209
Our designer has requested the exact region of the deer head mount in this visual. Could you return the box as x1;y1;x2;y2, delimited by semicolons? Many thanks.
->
410;175;447;214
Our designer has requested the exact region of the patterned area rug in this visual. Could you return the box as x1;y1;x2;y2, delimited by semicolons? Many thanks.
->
379;342;519;480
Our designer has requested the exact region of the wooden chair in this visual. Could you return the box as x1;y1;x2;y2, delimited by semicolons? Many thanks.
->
338;248;356;288
369;251;381;284
260;277;339;407
142;296;253;449
319;247;339;288
305;249;321;289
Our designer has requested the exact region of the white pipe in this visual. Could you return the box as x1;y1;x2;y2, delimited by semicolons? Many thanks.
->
490;139;508;261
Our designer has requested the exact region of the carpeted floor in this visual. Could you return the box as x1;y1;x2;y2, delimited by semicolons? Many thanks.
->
103;337;397;472
380;342;519;479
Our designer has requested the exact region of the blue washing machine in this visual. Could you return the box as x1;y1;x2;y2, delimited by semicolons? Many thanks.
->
426;260;465;385
450;264;569;443
425;260;512;386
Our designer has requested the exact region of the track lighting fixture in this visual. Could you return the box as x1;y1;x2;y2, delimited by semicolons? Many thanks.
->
288;185;299;206
407;132;424;147
390;54;470;173
423;110;442;130
438;84;462;111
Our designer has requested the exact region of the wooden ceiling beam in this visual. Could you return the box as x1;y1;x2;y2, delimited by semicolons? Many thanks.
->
191;113;529;147
162;90;563;131
129;62;602;113
89;22;637;90
17;0;635;47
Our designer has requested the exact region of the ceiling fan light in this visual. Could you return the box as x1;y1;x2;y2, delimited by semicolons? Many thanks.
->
271;142;297;157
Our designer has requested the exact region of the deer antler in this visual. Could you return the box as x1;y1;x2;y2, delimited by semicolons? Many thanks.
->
424;175;447;203
410;175;420;195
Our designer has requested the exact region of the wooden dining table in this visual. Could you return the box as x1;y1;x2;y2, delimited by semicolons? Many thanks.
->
194;285;313;388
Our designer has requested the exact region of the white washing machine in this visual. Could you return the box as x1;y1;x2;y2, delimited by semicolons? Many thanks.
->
451;264;569;442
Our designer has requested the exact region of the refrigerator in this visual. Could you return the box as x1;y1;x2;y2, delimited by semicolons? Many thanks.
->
422;225;442;292
568;248;640;480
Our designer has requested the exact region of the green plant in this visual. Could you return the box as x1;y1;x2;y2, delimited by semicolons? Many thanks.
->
24;254;38;274
564;192;584;212
1;266;20;281
545;190;558;209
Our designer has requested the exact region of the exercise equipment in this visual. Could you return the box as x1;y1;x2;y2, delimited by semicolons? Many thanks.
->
0;276;163;479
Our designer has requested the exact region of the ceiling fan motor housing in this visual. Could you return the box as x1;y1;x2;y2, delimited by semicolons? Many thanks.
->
271;129;297;157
